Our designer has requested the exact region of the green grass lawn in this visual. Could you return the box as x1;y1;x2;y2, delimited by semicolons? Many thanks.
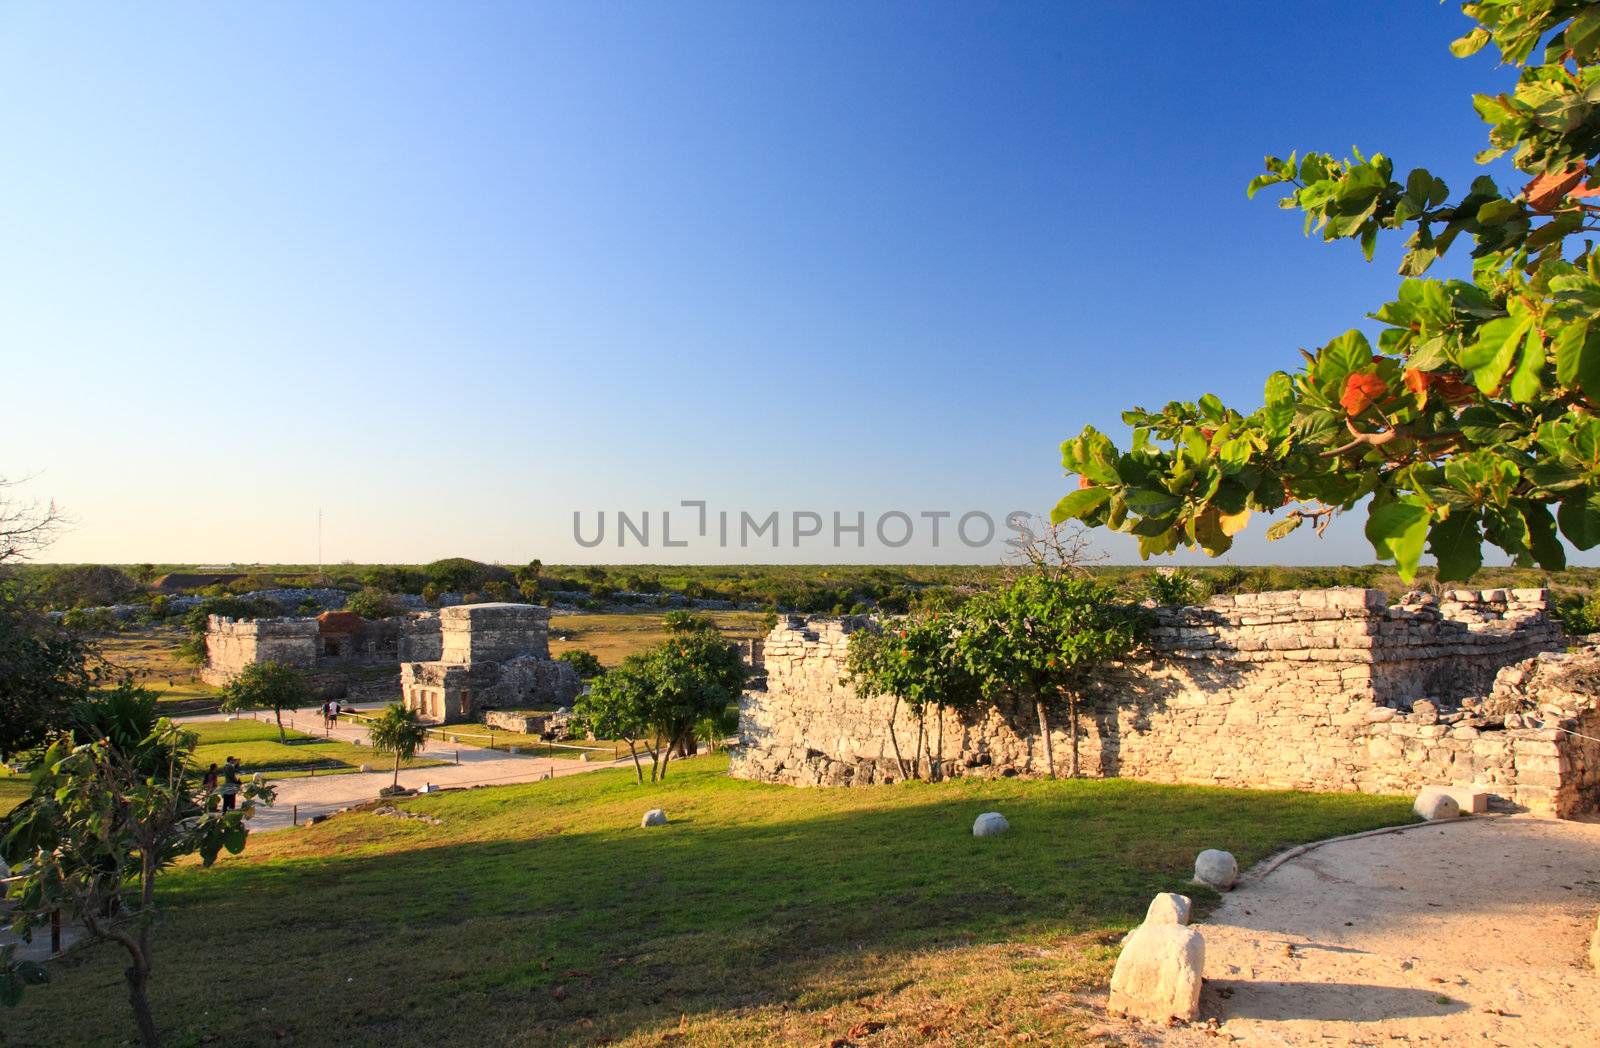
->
0;768;27;817
187;719;446;779
4;754;1413;1047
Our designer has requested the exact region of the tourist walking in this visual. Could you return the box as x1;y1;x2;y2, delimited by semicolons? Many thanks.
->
220;756;241;812
201;762;220;798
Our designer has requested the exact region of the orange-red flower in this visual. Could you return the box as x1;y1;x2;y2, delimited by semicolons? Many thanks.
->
1340;369;1389;415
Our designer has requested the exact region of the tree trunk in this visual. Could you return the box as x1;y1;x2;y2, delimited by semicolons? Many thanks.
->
1068;691;1082;778
126;855;161;1047
1035;695;1056;779
626;740;644;785
912;708;927;780
933;703;945;782
886;696;909;780
274;706;286;744
392;752;401;790
125;958;159;1048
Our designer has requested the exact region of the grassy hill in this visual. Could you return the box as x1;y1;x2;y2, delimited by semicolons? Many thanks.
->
5;754;1412;1047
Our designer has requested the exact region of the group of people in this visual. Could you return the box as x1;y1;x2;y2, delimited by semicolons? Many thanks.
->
200;756;244;811
321;699;342;730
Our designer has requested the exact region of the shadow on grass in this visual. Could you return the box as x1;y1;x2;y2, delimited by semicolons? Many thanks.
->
4;757;1413;1047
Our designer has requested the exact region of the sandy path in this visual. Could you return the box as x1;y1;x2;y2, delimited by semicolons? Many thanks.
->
174;707;632;833
1140;815;1600;1048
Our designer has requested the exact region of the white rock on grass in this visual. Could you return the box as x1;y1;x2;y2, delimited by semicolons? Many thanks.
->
1144;892;1192;926
1413;788;1461;821
641;808;668;827
1193;849;1238;890
1107;923;1206;1023
972;812;1009;837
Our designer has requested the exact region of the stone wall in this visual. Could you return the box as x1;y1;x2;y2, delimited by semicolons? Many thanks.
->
202;612;437;686
202;616;318;685
730;588;1600;817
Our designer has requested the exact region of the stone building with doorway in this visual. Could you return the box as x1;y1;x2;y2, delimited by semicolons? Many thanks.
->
400;602;581;725
201;610;427;686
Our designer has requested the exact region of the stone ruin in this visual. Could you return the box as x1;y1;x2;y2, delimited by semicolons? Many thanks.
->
399;603;580;725
201;610;437;687
203;602;580;723
730;587;1600;818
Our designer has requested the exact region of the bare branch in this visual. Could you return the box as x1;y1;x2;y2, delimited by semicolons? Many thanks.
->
0;475;68;565
1002;515;1105;582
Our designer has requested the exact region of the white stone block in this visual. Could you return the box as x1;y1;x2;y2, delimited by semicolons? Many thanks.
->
641;808;668;827
1413;787;1460;820
1428;784;1488;814
1108;924;1205;1023
1143;892;1192;926
1193;849;1238;890
972;811;1009;837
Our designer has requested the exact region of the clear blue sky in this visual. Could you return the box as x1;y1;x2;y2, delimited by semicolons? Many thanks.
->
0;1;1563;566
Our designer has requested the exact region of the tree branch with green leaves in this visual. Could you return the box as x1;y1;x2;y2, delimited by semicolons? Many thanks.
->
1055;2;1600;582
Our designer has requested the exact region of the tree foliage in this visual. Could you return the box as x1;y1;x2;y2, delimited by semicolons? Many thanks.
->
575;632;746;783
844;612;983;780
219;662;313;744
343;587;399;619
1054;4;1600;582
367;703;428;791
0;585;94;758
556;648;604;679
1;710;273;1044
957;576;1144;778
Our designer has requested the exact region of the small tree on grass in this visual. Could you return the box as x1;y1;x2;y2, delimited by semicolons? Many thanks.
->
957;576;1144;779
576;666;652;784
844;612;983;781
368;703;428;793
1;703;273;1045
219;661;312;744
575;632;747;783
642;630;747;778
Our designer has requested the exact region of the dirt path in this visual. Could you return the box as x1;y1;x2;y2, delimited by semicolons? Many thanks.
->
173;707;632;833
1139;815;1600;1048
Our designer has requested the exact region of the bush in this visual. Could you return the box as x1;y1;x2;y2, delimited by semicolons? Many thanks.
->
1143;569;1206;606
60;607;119;632
1557;593;1600;635
662;611;715;633
424;558;512;593
28;565;141;610
345;589;399;619
557;649;604;679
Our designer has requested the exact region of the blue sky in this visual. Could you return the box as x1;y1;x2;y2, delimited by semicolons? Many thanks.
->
0;1;1560;566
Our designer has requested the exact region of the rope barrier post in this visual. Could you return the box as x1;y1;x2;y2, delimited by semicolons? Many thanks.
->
455;749;460;765
293;804;298;827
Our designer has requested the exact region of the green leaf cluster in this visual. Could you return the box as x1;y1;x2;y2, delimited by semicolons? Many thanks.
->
1057;3;1600;583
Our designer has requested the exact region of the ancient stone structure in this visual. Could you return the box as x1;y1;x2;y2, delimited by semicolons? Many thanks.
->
400;603;580;725
202;611;430;686
731;587;1600;817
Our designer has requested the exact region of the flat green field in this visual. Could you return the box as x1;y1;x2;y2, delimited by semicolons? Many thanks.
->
0;768;27;817
6;754;1413;1047
186;719;445;779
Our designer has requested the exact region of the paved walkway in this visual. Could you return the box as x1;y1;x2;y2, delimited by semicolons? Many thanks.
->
175;706;632;833
1144;814;1600;1048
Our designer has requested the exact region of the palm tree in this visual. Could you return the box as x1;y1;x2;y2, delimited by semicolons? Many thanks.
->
367;703;428;792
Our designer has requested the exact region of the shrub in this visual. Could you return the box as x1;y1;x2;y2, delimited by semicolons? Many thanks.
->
557;649;604;679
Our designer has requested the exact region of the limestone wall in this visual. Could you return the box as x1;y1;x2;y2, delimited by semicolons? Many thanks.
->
438;603;550;664
201;616;318;685
730;588;1600;817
